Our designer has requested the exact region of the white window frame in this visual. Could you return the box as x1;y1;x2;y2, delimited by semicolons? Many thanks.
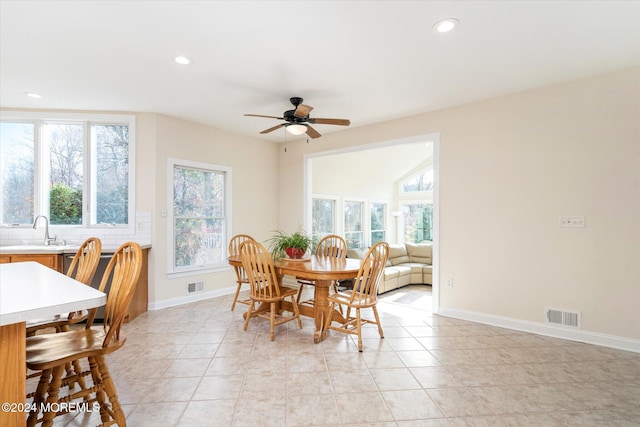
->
166;158;232;278
0;111;136;232
400;167;434;195
399;200;433;244
311;194;339;240
343;197;366;249
370;201;388;245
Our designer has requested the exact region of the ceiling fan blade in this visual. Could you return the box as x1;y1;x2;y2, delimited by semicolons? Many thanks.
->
244;114;284;120
305;125;322;139
294;104;313;118
260;123;286;134
308;118;351;126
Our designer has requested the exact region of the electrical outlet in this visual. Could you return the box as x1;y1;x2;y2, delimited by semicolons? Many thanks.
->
136;222;144;231
446;277;453;288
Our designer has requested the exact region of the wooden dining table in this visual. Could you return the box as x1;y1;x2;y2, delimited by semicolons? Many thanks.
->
228;255;362;343
0;261;106;427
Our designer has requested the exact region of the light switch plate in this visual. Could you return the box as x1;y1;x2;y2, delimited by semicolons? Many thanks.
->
559;216;586;228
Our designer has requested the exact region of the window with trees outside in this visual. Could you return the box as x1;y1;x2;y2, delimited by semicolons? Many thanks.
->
403;203;433;243
311;198;336;241
0;113;134;227
169;159;231;275
344;200;364;249
402;169;434;193
370;202;386;244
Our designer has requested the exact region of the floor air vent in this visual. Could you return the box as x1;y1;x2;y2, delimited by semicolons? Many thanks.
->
187;281;205;294
546;307;581;328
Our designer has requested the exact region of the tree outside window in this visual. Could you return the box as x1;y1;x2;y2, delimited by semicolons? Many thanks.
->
0;122;34;225
371;202;386;244
312;198;335;240
402;169;434;192
0;115;132;227
403;204;433;243
171;161;230;273
344;200;364;249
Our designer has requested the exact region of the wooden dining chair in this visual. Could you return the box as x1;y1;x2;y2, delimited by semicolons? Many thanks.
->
322;241;389;351
240;239;302;341
296;234;347;305
229;234;255;311
26;242;143;427
26;237;103;336
25;237;102;394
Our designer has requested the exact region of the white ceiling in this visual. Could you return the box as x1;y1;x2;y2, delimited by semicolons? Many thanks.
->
1;1;639;143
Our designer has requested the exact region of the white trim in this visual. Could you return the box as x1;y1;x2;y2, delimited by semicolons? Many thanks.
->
166;157;233;275
148;287;236;311
431;134;440;314
439;307;640;353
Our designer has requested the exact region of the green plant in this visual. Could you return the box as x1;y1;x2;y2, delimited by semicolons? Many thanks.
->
266;229;315;259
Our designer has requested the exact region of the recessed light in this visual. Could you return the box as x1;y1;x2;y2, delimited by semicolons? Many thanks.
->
25;92;42;99
433;18;459;33
174;56;190;65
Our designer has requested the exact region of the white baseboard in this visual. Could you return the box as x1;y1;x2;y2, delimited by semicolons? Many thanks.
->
438;307;640;354
148;287;236;311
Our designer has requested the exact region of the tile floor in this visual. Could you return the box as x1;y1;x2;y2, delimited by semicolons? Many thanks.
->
29;285;640;426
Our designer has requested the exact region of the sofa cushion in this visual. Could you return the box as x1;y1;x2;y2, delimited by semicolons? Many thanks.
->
400;262;423;282
347;248;368;259
388;244;410;265
383;268;400;280
405;243;432;264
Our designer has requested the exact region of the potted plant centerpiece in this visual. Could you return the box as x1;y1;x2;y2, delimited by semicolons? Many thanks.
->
266;229;315;259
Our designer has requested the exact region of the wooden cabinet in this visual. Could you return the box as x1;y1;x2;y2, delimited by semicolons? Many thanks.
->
125;248;149;322
0;253;62;272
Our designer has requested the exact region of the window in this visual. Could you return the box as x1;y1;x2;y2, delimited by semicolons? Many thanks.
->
403;203;433;243
344;200;364;249
311;197;336;240
401;169;434;193
370;202;386;244
168;158;231;275
0;112;134;227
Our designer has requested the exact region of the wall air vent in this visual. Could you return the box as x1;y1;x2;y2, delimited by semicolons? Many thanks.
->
187;281;205;294
545;307;581;328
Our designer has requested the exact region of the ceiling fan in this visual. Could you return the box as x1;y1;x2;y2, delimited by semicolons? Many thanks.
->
244;97;350;139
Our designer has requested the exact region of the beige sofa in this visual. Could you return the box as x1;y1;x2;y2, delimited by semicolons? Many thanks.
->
347;243;432;294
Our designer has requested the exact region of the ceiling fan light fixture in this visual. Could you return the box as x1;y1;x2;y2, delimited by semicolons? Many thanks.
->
433;18;459;33
287;124;307;135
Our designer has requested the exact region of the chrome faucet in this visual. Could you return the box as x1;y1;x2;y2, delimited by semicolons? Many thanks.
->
32;215;56;245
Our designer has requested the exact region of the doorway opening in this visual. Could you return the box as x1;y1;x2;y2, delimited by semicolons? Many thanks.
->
303;133;440;314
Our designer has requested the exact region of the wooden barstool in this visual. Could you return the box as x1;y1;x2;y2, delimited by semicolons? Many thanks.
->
26;237;102;395
26;242;142;427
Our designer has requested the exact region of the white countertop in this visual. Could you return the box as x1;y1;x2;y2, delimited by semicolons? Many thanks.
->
0;261;106;326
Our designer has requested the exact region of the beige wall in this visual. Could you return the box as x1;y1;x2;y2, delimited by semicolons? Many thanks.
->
277;68;640;340
3;68;637;343
147;114;280;303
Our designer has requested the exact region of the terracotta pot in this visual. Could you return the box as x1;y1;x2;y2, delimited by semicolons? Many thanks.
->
285;247;306;259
